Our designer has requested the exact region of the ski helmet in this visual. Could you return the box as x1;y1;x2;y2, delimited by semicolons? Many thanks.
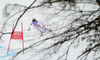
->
32;18;36;22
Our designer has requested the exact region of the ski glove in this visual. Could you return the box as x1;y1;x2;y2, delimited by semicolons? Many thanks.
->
28;28;30;31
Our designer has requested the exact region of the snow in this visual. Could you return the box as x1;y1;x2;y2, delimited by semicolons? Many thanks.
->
0;0;99;60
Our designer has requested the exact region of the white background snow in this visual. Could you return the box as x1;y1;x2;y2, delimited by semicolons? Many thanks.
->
0;0;99;60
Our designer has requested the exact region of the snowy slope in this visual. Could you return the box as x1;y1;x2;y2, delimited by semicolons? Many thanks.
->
0;0;99;60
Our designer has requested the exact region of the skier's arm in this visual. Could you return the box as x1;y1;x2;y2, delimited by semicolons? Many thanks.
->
38;21;44;26
28;23;32;31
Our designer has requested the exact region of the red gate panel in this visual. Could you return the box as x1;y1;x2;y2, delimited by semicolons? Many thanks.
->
7;23;24;55
11;31;23;39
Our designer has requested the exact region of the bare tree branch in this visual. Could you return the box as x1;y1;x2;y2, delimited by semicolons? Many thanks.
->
77;43;100;59
1;0;100;60
12;0;37;33
96;0;100;6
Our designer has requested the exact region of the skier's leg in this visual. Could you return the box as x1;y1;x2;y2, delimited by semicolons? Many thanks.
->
34;25;41;31
37;24;50;31
35;26;43;36
36;26;41;31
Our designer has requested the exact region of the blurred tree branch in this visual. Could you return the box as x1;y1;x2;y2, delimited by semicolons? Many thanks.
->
96;0;100;6
0;0;37;39
0;0;100;60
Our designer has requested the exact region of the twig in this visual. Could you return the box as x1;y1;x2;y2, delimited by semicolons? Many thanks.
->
12;0;37;33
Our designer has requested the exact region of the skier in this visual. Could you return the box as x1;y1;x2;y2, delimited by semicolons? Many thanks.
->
28;18;51;32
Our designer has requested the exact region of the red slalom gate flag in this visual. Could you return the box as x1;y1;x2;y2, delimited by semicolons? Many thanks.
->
7;23;24;55
10;31;23;39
